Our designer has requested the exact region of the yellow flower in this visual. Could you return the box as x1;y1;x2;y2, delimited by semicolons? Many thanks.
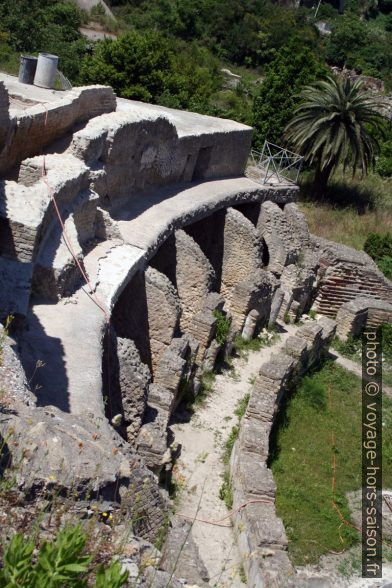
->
49;475;54;481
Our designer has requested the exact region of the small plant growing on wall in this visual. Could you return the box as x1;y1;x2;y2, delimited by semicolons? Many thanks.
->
213;310;231;346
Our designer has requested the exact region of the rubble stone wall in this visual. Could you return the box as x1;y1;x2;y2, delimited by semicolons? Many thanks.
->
336;296;392;340
311;238;392;318
173;229;216;331
111;268;181;374
231;318;336;587
221;207;264;306
0;332;168;542
0;86;117;175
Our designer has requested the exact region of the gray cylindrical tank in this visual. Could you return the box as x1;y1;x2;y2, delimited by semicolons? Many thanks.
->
34;53;59;89
18;55;38;85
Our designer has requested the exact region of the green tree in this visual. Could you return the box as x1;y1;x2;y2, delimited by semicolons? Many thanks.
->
0;0;86;81
284;76;386;199
79;31;220;110
327;13;392;86
364;232;392;279
79;31;173;102
252;41;327;147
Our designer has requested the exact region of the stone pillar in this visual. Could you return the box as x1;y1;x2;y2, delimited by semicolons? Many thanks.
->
111;267;181;374
186;292;225;365
184;210;225;287
221;207;263;307
257;201;300;276
229;269;279;332
116;337;151;443
145;266;181;374
174;229;215;331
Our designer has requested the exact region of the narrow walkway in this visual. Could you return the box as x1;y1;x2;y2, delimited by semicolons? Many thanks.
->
170;324;296;587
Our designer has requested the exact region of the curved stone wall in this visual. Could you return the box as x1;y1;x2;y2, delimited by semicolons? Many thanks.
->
231;317;336;587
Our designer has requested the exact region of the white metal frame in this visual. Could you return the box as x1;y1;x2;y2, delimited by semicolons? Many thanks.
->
250;140;304;185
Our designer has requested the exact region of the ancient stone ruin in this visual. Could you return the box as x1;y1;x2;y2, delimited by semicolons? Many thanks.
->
0;74;391;586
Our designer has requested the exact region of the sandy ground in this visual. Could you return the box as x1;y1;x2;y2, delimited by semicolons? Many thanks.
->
170;324;296;587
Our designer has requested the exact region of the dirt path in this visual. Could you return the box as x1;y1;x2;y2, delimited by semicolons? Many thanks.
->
170;324;296;587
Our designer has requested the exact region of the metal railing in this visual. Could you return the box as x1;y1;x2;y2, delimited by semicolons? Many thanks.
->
249;140;304;185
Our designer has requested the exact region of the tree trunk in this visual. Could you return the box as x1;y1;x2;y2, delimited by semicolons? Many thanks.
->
311;163;334;201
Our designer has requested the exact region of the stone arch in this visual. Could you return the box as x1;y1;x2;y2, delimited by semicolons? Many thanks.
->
232;202;261;227
111;266;181;375
184;209;225;289
111;270;151;368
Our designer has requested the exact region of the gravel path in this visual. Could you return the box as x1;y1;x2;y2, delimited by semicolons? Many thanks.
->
170;324;296;587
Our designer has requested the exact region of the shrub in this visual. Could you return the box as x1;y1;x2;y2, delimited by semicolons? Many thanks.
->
0;525;129;587
333;335;361;359
234;393;250;420
376;139;392;176
234;327;279;357
364;232;392;279
252;39;327;146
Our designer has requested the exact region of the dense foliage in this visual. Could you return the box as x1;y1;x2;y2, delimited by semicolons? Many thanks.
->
364;232;392;278
0;0;391;142
252;40;328;147
0;525;128;587
327;13;392;87
0;0;392;198
79;30;221;110
0;0;87;80
111;0;319;68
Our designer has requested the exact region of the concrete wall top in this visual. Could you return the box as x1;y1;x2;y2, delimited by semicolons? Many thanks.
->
117;97;252;138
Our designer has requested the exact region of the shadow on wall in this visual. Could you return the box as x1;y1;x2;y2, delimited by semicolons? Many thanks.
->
19;308;69;412
0;433;12;478
0;182;17;260
185;209;225;289
111;271;152;370
233;201;261;226
101;327;123;430
149;233;177;288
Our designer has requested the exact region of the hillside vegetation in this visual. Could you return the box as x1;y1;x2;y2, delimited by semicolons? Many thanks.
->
0;0;391;262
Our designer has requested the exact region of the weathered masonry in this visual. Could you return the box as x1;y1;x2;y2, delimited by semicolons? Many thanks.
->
0;73;391;583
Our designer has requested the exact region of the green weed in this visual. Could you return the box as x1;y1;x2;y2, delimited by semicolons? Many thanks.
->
0;525;128;587
218;470;233;510
213;310;231;346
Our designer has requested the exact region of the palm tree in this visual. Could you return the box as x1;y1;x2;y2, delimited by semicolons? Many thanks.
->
284;75;386;200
